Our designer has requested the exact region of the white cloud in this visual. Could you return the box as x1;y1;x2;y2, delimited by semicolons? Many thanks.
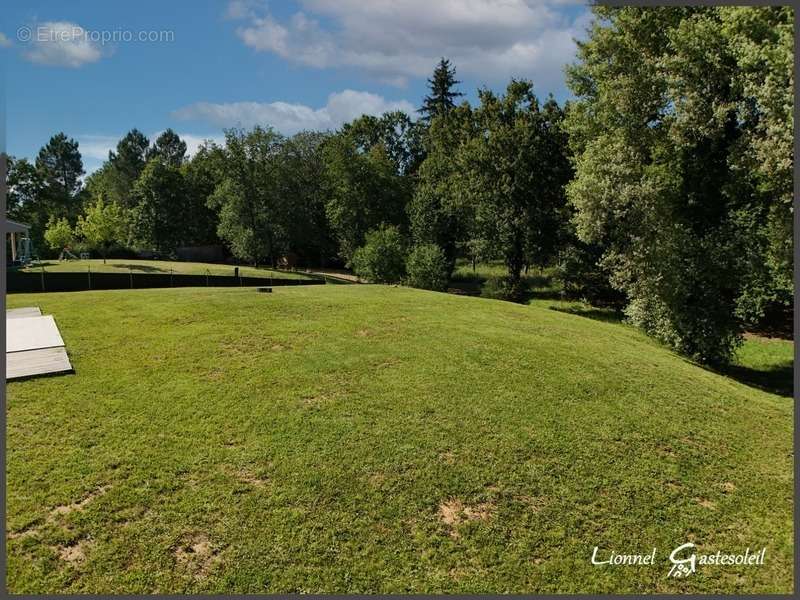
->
0;32;12;48
77;132;224;172
77;135;119;162
172;90;416;134
228;0;591;90
23;21;103;67
154;132;225;155
224;0;260;20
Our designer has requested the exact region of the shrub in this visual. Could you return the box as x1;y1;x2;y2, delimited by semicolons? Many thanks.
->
406;244;449;291
351;225;406;283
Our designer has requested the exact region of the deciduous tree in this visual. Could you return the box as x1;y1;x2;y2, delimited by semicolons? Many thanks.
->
76;198;125;263
564;5;793;363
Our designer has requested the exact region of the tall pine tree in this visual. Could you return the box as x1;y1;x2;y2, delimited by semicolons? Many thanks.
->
419;58;463;122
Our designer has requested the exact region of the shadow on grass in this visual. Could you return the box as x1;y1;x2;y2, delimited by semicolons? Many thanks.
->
28;261;58;268
110;263;169;273
449;273;558;300
552;304;792;396
714;361;794;398
548;305;624;325
523;290;564;302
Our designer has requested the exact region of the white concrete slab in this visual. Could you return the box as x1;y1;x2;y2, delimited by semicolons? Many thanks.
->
6;307;42;319
6;347;72;380
6;315;65;353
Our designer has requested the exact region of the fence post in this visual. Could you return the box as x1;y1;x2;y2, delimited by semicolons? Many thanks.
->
170;268;174;287
40;265;45;292
130;267;133;289
206;269;209;287
88;266;91;290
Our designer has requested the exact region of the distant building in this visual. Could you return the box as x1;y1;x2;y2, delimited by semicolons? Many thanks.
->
4;219;33;265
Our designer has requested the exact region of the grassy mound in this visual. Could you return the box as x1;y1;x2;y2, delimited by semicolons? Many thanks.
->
5;286;792;593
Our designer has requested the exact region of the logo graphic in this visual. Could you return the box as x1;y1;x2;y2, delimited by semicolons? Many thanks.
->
668;542;697;577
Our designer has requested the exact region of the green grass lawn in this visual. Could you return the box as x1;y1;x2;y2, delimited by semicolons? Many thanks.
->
452;260;793;395
21;259;312;280
5;285;793;593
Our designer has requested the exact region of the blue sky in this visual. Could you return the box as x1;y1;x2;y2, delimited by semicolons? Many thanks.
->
1;0;592;174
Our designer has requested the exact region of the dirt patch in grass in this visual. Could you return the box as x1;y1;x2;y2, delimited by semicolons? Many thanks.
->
175;534;221;579
222;465;269;488
8;486;110;545
368;472;386;487
373;357;401;369
205;368;225;381
665;480;684;492
219;336;269;357
449;566;469;581
438;499;495;537
439;451;456;465
694;497;717;510
657;444;676;457
57;539;92;563
50;485;111;518
302;392;334;405
7;527;39;540
234;469;268;488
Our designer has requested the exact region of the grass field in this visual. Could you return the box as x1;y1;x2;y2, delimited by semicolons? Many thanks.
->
21;259;313;280
5;285;793;593
452;261;793;396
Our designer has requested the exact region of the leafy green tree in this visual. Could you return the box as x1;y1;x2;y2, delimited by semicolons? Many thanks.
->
43;216;75;253
406;243;449;291
149;129;187;167
35;132;84;220
457;81;572;300
6;157;41;219
208;127;288;266
5;156;47;251
419;58;464;122
76;198;125;263
351;225;407;283
342;111;426;176
408;103;476;274
274;131;337;265
722;7;794;323
105;129;150;208
322;133;409;263
82;163;114;207
564;6;793;364
129;159;190;253
181;141;226;246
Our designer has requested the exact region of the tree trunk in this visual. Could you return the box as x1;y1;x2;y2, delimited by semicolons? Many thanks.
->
506;229;525;299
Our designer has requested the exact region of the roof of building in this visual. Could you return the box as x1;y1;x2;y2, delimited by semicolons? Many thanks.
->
4;219;30;233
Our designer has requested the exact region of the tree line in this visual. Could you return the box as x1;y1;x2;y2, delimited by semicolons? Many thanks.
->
6;6;792;365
